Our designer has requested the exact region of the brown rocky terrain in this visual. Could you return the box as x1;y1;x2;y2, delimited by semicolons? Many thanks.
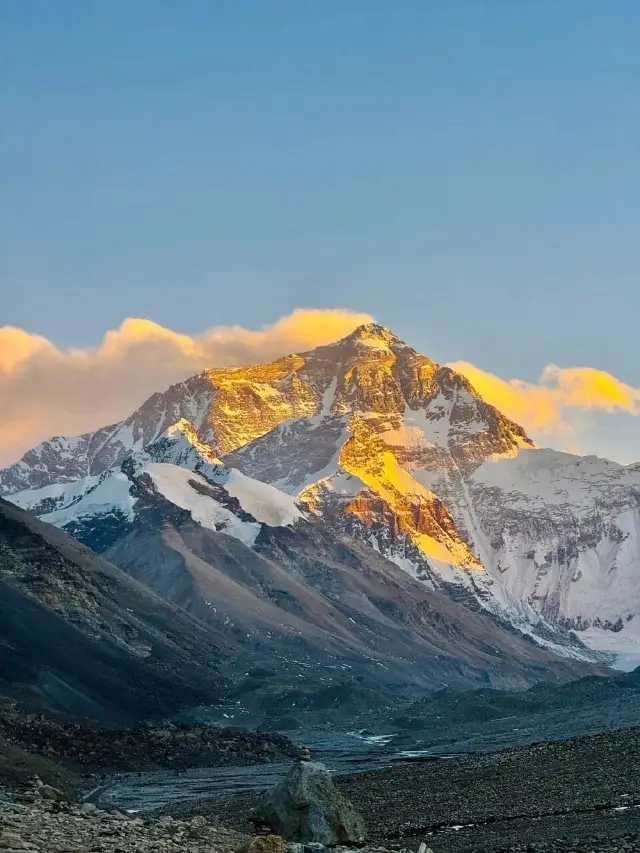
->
103;490;602;695
4;781;639;853
0;789;248;853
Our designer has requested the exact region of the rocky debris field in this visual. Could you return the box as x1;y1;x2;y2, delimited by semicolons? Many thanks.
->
0;700;296;776
0;786;416;853
338;726;640;846
159;726;640;852
0;785;248;853
3;690;640;853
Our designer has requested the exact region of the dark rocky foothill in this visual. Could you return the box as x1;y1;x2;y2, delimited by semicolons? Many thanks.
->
0;700;296;778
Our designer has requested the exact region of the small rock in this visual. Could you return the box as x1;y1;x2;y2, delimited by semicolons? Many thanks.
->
16;793;38;804
238;836;286;853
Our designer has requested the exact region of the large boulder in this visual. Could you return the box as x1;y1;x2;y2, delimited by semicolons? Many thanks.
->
257;760;366;846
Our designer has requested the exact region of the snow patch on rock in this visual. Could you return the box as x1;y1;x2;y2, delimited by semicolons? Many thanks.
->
224;469;303;527
144;462;261;546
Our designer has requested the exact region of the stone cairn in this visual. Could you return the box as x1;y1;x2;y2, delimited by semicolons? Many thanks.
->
298;746;312;762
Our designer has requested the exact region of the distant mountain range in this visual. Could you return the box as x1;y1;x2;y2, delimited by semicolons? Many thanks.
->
3;322;640;712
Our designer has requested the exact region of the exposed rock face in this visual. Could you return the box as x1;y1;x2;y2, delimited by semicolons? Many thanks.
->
0;375;216;493
257;760;366;845
3;323;639;659
0;324;530;495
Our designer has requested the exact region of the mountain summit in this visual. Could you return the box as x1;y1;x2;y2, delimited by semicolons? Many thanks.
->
343;321;401;343
3;325;640;665
0;324;533;486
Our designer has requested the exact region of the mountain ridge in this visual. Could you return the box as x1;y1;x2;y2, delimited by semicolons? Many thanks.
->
10;434;600;684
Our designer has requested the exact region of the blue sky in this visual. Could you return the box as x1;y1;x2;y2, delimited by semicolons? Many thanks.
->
1;2;640;417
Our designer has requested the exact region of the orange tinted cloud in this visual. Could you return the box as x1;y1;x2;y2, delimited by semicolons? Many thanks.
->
0;327;55;372
450;360;640;453
540;365;640;413
0;308;373;466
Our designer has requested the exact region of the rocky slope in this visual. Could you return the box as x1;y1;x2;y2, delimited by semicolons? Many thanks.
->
0;499;228;722
3;323;639;662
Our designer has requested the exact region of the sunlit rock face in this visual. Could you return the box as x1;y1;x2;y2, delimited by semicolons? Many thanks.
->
4;322;640;660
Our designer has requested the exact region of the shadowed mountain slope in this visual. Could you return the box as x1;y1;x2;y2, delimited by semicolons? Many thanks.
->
0;499;226;723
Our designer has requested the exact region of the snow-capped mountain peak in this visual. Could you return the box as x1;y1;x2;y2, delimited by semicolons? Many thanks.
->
3;325;639;665
343;321;402;348
0;325;530;491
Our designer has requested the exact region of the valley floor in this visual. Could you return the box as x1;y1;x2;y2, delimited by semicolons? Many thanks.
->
157;726;640;853
4;692;640;853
